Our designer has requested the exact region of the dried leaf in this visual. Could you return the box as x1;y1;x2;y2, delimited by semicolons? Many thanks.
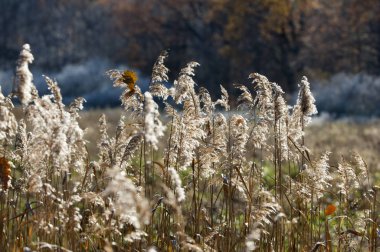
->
0;157;11;190
324;204;336;216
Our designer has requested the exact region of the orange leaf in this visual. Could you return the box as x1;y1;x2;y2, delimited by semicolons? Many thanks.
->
324;204;337;216
121;70;138;91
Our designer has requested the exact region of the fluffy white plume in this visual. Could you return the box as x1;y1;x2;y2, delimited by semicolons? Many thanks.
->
103;167;150;231
150;50;170;100
173;61;200;104
290;76;318;141
144;92;166;150
0;88;17;142
215;85;230;111
14;44;35;105
302;152;332;200
168;167;186;202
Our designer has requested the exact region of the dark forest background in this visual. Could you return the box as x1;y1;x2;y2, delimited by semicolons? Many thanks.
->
0;0;379;115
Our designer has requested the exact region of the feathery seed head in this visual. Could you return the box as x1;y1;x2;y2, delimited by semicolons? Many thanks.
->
168;167;186;203
0;88;17;142
144;92;166;150
14;44;35;105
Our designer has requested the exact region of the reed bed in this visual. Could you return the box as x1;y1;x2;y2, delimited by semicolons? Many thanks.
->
0;45;378;251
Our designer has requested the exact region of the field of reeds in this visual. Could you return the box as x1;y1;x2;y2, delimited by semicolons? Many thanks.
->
0;45;379;251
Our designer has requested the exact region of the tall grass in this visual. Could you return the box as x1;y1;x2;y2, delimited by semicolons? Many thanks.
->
0;45;378;251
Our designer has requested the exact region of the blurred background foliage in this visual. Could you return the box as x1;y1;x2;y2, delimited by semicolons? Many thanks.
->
0;0;379;113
